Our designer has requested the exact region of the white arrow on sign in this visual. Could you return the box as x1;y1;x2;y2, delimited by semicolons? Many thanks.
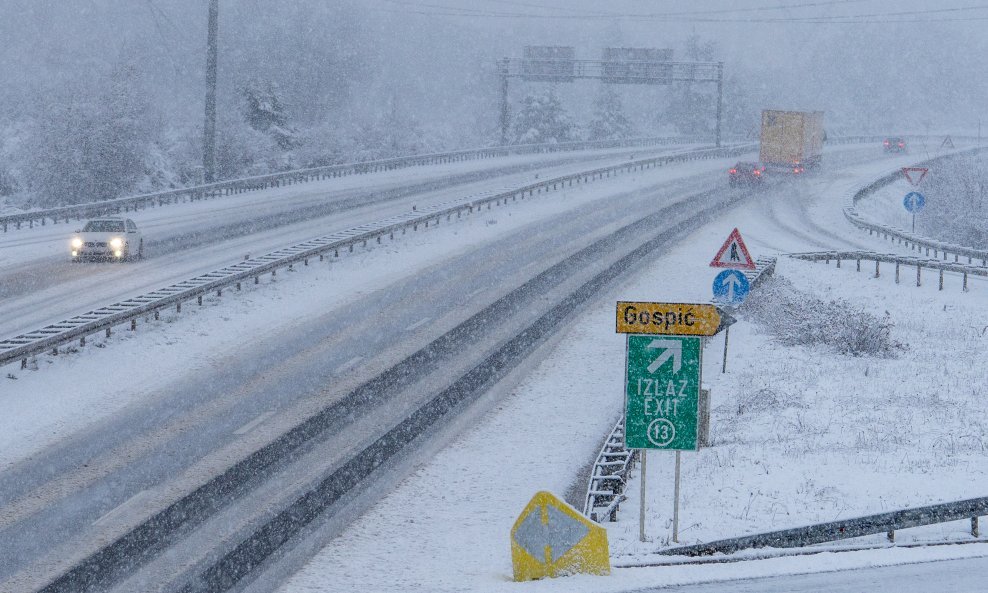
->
722;272;744;302
647;339;682;374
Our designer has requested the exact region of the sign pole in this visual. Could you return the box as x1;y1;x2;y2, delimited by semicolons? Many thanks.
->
639;450;647;542
672;450;681;543
721;325;730;373
912;212;916;233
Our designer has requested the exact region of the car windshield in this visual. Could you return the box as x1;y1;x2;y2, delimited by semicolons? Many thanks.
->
82;220;125;233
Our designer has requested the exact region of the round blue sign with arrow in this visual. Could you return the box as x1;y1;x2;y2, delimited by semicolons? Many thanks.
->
903;192;926;213
712;269;750;306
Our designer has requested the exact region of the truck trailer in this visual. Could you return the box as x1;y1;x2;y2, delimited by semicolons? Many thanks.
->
758;110;825;172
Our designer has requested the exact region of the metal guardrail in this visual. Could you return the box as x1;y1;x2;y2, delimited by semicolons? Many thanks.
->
3;133;956;233
844;146;988;266
1;143;757;371
0;135;717;233
582;257;777;524
660;495;987;557
790;250;988;291
584;418;638;523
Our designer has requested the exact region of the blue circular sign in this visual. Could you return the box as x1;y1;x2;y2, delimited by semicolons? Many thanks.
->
712;269;751;306
903;192;926;213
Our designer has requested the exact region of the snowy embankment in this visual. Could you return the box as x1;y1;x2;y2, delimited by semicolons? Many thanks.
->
275;149;988;592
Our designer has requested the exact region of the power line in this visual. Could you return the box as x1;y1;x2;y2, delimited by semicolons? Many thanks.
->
373;0;988;24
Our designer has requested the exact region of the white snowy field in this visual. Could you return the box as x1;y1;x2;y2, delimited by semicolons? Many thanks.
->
274;147;988;592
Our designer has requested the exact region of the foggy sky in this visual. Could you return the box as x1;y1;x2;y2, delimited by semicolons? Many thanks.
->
2;0;987;137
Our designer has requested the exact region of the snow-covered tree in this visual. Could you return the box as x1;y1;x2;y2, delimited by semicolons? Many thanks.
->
512;89;575;144
664;34;719;136
241;80;299;150
23;65;159;206
587;86;632;141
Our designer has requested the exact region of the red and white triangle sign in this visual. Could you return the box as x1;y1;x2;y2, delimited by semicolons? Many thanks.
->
901;167;928;186
710;227;756;270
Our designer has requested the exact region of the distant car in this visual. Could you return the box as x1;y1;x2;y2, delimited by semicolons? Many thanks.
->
70;218;143;261
728;162;767;187
883;137;907;153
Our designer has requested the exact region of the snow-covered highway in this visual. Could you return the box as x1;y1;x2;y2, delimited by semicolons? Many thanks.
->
0;144;707;339
0;141;964;593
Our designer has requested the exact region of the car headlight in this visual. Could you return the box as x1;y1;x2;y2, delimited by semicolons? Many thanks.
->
109;237;123;249
71;237;83;249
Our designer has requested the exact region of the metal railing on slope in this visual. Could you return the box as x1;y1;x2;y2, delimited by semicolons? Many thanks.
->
789;250;988;292
0;135;715;232
582;256;777;523
0;143;755;371
659;495;987;557
844;146;988;266
584;418;638;523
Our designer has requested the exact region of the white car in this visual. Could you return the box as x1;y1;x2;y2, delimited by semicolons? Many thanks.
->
70;218;144;261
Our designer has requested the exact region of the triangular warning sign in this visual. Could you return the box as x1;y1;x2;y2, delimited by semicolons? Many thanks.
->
710;228;756;270
941;135;954;149
902;167;928;186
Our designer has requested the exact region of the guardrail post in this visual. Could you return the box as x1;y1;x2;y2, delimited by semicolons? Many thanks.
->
875;260;880;278
895;262;900;284
963;273;968;291
939;269;944;290
177;302;181;313
887;529;895;543
130;319;136;331
973;517;980;537
917;265;922;287
106;328;111;338
856;258;861;272
198;295;203;306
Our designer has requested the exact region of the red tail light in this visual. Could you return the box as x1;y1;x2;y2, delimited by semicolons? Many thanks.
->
753;169;761;176
898;142;905;147
729;168;737;174
884;140;890;146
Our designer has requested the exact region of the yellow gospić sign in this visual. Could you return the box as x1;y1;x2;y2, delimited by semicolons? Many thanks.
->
510;491;610;581
616;301;729;336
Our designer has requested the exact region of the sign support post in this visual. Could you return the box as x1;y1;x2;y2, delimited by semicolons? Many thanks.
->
721;325;730;373
672;450;682;543
639;450;647;542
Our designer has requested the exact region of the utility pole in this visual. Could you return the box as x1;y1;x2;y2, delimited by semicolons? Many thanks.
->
715;62;724;148
203;0;219;183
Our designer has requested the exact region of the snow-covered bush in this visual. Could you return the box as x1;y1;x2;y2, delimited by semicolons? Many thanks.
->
740;275;902;357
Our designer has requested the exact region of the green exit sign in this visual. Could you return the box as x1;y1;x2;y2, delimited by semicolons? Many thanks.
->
624;335;701;450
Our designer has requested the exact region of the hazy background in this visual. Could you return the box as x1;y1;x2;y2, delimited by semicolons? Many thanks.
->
2;0;986;206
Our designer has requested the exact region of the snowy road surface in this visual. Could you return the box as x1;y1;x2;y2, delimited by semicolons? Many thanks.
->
633;553;988;593
0;144;698;338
